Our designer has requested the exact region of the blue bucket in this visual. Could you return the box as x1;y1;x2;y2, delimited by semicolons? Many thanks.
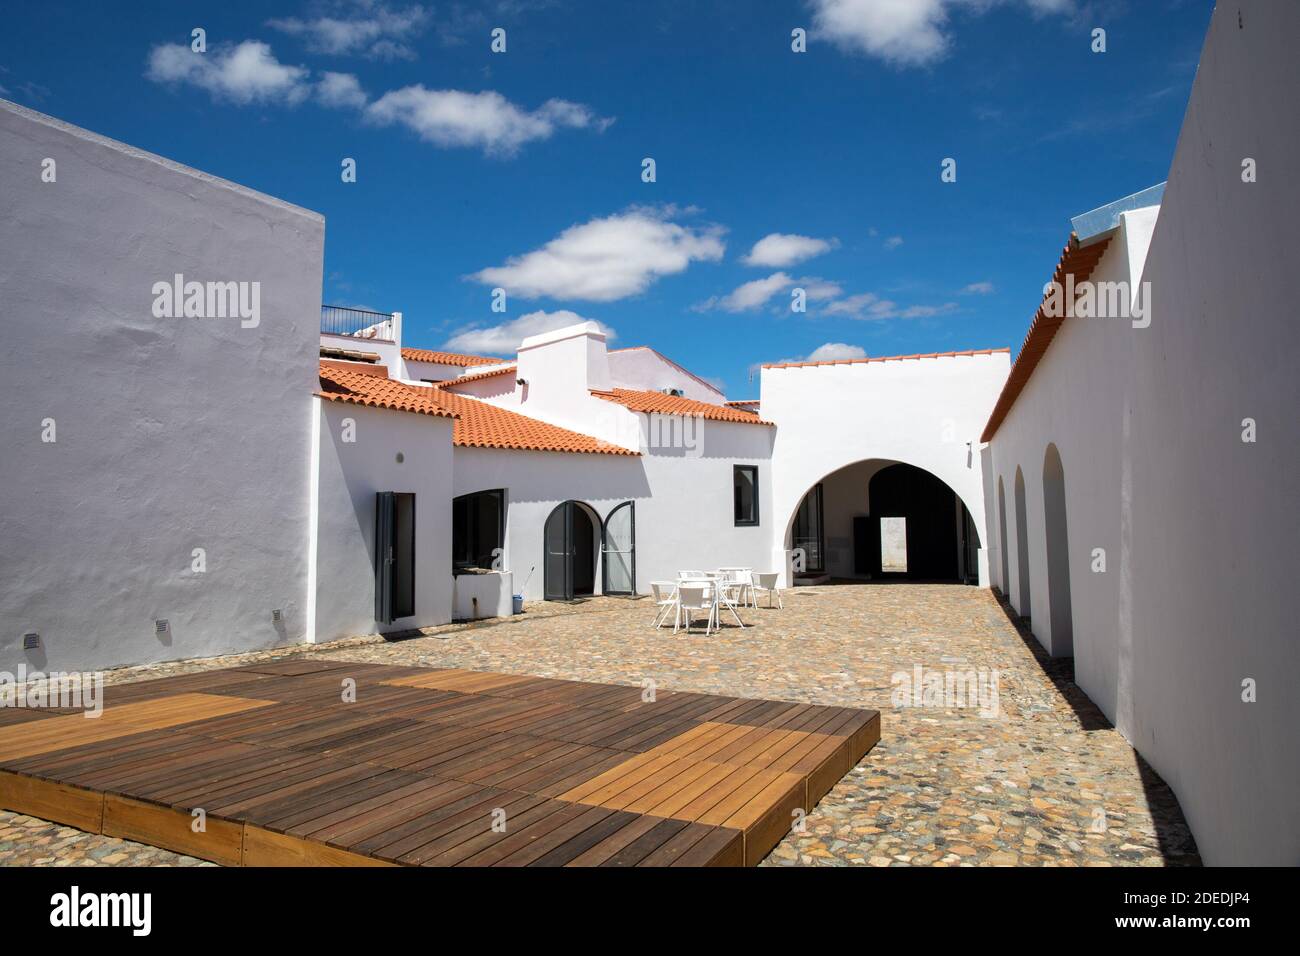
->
512;594;524;615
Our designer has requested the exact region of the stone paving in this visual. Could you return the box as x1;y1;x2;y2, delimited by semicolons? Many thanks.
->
0;584;1200;867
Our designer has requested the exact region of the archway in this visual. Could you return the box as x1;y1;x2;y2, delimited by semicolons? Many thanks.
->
543;500;600;600
1013;466;1031;618
1042;444;1073;655
997;476;1010;596
784;458;982;584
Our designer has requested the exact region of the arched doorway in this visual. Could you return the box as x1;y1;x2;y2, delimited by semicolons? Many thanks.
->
1042;444;1073;655
997;476;1010;596
785;458;981;584
1013;466;1031;618
544;501;599;601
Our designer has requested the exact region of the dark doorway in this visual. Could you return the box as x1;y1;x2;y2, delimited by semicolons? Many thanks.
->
791;483;825;573
375;491;415;624
997;477;1010;595
860;463;976;581
543;500;599;601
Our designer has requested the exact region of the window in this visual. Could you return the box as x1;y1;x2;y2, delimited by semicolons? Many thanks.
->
733;465;759;526
452;489;505;573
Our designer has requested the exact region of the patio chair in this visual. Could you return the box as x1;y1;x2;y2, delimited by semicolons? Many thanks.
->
675;584;716;635
752;572;784;609
650;581;678;628
715;578;747;628
677;570;706;579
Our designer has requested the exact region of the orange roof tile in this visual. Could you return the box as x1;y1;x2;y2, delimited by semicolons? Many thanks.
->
980;233;1112;442
401;347;502;367
724;399;760;408
762;348;1009;370
437;365;517;388
317;364;456;419
317;364;635;456
592;388;773;425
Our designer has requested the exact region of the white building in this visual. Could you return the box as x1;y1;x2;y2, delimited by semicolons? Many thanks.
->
0;0;1294;866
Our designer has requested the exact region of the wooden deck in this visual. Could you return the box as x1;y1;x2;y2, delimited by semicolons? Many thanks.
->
0;661;879;866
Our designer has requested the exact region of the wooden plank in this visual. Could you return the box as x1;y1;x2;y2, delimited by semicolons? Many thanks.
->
102;794;243;866
0;770;104;833
242;825;396;866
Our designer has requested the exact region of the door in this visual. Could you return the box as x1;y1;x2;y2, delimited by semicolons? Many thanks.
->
544;501;574;601
375;491;416;624
602;501;636;595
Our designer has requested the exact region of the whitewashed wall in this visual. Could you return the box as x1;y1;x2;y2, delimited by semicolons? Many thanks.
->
984;1;1299;865
607;347;725;403
0;99;323;673
761;352;1010;586
310;401;453;640
452;418;774;601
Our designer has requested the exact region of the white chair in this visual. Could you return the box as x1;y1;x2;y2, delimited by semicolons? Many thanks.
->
677;570;705;579
675;584;715;634
752;572;784;609
650;581;678;628
729;569;756;609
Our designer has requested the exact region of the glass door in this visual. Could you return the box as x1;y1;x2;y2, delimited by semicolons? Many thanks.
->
544;502;573;600
602;501;636;595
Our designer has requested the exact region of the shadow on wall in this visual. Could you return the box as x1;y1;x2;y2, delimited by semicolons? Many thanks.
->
989;589;1202;865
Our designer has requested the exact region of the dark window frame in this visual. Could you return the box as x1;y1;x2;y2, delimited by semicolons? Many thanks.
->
452;488;506;575
733;464;760;527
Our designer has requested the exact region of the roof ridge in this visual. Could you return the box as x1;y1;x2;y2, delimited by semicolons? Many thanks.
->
762;347;1010;370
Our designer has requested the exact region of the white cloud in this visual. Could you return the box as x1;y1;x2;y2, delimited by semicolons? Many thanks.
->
808;0;1074;67
147;41;310;105
365;87;610;155
883;235;904;249
317;72;368;109
742;233;837;268
444;309;615;354
721;272;794;312
471;210;725;301
823;292;957;320
962;280;995;294
268;3;430;60
805;342;868;362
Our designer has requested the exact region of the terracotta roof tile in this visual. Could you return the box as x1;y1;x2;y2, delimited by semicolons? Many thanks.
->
401;347;502;367
762;348;1009;370
592;388;773;425
437;365;517;388
980;233;1112;442
317;364;456;419
318;364;635;456
724;399;760;409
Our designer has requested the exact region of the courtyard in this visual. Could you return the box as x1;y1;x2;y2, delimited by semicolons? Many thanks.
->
0;583;1200;867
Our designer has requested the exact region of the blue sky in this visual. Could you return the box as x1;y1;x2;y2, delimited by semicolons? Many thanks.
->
2;0;1211;395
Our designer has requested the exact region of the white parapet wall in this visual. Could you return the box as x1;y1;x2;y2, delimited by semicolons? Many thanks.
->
0;98;324;673
760;350;1011;587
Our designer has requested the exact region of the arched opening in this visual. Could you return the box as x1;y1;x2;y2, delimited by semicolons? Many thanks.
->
1042;444;1073;656
997;476;1010;596
1013;466;1031;618
543;500;600;601
785;458;981;584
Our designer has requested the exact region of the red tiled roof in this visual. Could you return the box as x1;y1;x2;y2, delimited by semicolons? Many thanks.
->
401;348;502;367
724;399;760;408
318;364;635;456
592;388;773;425
318;364;456;419
980;233;1112;442
320;359;389;378
437;365;517;388
762;348;1009;370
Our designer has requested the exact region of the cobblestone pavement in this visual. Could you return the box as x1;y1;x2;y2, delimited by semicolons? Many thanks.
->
1;584;1200;867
